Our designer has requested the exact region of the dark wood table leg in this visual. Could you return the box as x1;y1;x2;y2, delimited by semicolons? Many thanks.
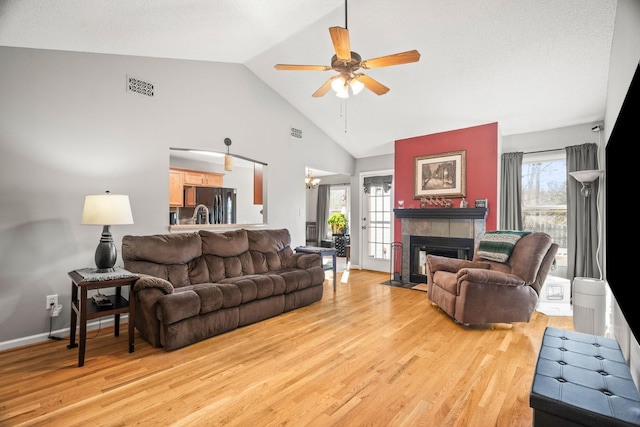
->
332;252;337;292
78;286;87;367
67;280;78;350
128;284;135;353
114;287;121;337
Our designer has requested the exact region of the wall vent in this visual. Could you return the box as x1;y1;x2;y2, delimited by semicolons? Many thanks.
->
290;127;302;139
127;75;154;97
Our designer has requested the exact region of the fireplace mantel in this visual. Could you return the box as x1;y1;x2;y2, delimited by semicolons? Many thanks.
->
393;207;487;220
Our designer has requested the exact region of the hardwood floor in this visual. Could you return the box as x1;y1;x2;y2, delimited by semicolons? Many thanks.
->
0;270;572;426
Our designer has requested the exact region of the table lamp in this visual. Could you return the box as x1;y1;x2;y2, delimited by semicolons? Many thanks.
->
82;191;134;272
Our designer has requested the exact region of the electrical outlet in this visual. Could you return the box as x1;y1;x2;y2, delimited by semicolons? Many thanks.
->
46;294;58;310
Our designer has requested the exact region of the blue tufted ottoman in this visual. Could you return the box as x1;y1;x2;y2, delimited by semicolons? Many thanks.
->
530;327;640;426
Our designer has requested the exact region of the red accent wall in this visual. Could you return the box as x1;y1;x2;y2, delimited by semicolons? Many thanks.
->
394;123;498;239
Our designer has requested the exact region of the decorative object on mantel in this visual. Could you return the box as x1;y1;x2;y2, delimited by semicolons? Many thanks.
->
420;196;453;208
459;198;468;208
414;150;466;198
475;198;488;208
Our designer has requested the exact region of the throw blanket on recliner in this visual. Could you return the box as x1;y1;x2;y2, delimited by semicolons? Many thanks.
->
477;230;531;262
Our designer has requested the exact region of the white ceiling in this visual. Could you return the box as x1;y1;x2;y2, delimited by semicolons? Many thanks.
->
0;0;617;159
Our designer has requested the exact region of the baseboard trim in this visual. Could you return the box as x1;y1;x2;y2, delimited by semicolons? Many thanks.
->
0;315;128;352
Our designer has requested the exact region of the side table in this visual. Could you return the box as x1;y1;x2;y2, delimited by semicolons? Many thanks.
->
295;246;337;291
67;268;139;367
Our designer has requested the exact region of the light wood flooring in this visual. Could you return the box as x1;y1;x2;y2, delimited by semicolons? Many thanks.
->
0;269;572;426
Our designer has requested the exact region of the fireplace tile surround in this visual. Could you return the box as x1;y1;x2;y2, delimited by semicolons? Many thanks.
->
394;208;487;284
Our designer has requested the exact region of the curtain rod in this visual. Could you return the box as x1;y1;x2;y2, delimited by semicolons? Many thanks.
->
523;148;564;155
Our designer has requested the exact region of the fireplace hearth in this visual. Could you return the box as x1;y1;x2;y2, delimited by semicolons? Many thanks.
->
410;235;474;283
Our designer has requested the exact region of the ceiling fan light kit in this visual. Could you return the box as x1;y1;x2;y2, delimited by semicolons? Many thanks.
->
274;1;420;98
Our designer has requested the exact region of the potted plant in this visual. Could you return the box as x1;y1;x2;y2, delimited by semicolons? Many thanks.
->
328;213;348;235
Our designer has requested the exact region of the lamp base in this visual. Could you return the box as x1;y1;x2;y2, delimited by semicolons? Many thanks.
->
94;225;117;272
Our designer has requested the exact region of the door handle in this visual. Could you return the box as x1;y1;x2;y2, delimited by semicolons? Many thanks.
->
362;226;367;229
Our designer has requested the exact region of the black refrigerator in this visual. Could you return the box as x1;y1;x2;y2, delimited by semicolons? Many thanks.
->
195;187;237;224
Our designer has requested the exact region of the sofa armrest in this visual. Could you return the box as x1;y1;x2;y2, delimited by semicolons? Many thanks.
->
285;253;322;269
456;268;526;287
133;274;175;294
131;274;175;348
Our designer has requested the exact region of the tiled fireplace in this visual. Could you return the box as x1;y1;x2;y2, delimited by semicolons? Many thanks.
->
394;208;487;284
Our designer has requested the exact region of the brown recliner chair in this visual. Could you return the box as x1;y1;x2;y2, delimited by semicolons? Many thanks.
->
426;232;558;325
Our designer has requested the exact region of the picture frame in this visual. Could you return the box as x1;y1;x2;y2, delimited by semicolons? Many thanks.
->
475;199;488;208
414;150;466;198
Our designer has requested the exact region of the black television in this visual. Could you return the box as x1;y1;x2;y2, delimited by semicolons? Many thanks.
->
605;61;639;342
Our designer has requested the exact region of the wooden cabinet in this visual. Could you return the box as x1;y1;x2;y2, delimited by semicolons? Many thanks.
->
184;186;196;207
203;173;222;187
183;171;204;186
254;163;263;205
170;168;223;209
181;170;223;187
169;169;184;207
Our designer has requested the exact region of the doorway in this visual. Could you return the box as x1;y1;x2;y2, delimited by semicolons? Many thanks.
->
360;171;394;272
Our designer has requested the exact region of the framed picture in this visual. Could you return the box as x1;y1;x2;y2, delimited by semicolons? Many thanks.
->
414;150;466;198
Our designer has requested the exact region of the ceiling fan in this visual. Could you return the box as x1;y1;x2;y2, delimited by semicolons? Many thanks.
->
274;0;420;98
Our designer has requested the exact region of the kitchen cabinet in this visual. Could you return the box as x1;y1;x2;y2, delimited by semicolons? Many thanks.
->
183;171;204;186
184;186;196;207
169;169;184;207
254;163;263;205
182;170;223;187
170;168;224;209
203;173;223;187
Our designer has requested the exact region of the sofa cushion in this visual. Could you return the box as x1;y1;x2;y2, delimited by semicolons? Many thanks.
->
246;229;291;253
508;232;554;285
200;229;249;257
191;284;224;314
158;290;201;325
247;229;292;271
123;232;202;265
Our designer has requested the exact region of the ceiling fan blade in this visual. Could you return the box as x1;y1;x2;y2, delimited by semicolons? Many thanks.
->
274;64;331;71
312;77;336;97
356;74;390;95
329;26;351;61
360;50;421;69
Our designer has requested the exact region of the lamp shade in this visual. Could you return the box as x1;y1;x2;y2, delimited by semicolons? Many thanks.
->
82;193;133;225
569;169;604;183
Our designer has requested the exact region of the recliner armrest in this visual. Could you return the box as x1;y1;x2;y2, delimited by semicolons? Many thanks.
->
456;268;526;287
427;255;491;273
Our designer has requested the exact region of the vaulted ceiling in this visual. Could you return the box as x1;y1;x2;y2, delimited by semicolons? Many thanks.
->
0;0;617;159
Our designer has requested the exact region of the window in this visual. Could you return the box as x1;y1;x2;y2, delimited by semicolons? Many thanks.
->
329;185;350;232
521;152;567;269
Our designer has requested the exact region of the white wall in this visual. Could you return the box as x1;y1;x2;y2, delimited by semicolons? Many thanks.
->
0;46;354;345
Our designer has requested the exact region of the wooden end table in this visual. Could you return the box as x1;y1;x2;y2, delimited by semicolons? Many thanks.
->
67;268;139;367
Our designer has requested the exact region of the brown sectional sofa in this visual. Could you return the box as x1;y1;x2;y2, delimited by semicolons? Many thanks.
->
122;228;325;350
